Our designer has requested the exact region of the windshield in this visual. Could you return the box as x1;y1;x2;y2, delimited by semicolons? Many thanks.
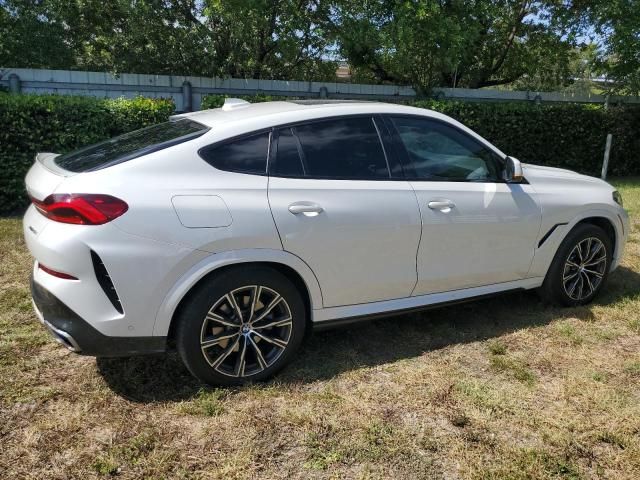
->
54;119;208;172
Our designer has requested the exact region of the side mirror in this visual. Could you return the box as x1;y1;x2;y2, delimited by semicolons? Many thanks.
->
504;156;524;183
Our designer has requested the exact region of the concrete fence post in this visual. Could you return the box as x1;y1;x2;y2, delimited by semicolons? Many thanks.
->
8;73;21;94
319;86;328;98
181;81;193;112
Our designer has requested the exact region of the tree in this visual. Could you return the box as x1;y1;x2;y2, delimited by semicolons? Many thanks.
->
203;0;335;80
0;0;75;69
332;0;577;92
0;0;336;80
1;0;637;94
555;0;640;95
50;0;213;76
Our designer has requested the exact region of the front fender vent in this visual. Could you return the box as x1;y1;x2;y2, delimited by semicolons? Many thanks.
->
537;222;568;248
90;251;124;314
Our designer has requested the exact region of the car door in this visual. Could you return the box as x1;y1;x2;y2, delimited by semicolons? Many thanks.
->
268;116;422;308
385;115;541;295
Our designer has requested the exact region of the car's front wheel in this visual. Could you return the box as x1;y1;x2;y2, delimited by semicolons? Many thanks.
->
541;223;612;306
176;266;306;386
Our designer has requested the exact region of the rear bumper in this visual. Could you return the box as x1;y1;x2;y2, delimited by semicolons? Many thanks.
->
31;276;166;357
23;204;208;338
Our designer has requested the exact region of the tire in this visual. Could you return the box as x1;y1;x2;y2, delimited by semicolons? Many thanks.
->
176;266;306;386
540;223;612;307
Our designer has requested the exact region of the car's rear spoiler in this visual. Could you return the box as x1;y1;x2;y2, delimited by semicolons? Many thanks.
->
25;153;68;201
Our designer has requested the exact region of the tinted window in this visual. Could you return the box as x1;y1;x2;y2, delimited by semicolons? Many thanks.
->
200;132;270;175
273;117;389;180
390;117;502;182
272;128;305;177
55;119;208;172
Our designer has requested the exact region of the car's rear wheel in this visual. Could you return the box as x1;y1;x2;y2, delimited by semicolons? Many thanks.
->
541;223;612;306
176;266;306;386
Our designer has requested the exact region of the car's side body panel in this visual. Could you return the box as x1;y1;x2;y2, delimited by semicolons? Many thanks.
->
528;208;627;277
55;141;281;253
151;248;324;337
24;134;285;339
24;204;210;337
312;276;544;323
410;181;541;294
268;176;422;307
523;164;629;276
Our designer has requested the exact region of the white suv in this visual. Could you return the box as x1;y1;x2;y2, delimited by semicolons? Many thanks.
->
24;99;629;385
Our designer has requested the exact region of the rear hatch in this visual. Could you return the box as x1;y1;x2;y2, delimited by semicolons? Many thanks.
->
25;118;210;202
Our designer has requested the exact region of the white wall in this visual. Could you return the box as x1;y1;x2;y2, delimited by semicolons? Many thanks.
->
2;68;638;110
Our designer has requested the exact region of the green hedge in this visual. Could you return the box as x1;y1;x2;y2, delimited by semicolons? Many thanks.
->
203;93;640;179
0;94;174;214
412;100;640;178
3;92;639;215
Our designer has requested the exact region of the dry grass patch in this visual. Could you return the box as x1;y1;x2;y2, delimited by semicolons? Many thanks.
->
1;178;640;479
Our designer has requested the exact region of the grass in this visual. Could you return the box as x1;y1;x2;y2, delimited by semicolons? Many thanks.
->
1;178;640;479
176;388;226;417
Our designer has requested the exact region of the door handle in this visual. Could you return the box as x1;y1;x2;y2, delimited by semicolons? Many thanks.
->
288;202;324;216
428;200;455;212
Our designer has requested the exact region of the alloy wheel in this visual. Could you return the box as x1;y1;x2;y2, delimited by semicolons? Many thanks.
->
199;285;293;378
562;237;607;301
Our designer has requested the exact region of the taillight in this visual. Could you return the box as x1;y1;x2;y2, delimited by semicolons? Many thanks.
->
31;194;128;225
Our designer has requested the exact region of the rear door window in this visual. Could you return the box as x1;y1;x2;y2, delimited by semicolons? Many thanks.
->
271;117;390;180
55;119;208;172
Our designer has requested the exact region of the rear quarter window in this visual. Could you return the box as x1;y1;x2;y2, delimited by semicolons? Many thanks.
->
199;132;270;175
55;119;208;172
